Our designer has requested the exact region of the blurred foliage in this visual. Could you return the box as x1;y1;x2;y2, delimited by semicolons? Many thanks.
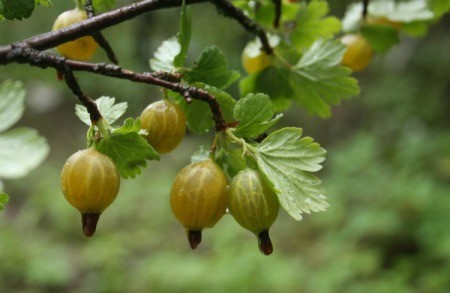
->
0;1;450;292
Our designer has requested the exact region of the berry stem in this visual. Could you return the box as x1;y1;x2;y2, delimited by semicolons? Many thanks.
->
256;230;273;255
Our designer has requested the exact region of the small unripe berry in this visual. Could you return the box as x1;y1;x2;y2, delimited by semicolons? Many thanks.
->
140;100;186;154
170;160;228;249
61;148;120;237
228;168;279;255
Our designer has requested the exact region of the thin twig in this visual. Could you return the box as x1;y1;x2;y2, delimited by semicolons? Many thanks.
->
271;0;281;28
85;0;119;64
362;0;370;19
210;0;273;54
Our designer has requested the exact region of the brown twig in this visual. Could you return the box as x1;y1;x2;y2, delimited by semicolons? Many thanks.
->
210;0;273;54
362;0;370;19
85;0;119;64
271;0;282;28
2;46;227;131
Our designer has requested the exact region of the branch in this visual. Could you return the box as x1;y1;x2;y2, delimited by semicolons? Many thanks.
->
3;45;227;132
271;0;282;28
211;0;273;54
85;0;119;64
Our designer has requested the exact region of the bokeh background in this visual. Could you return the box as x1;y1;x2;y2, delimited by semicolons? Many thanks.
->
1;1;449;292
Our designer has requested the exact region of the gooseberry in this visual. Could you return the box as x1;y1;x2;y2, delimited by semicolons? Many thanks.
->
61;148;120;237
140;100;186;154
341;34;373;72
170;160;228;249
228;168;279;255
52;8;98;61
242;47;272;74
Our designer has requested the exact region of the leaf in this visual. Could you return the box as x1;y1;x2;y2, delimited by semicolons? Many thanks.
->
361;25;400;53
233;93;282;138
0;0;34;20
75;96;127;126
240;67;294;112
92;0;115;13
35;0;51;7
256;128;328;221
291;0;341;49
291;39;359;117
342;0;435;32
0;80;26;132
170;84;236;134
184;46;240;89
191;145;210;163
96;118;159;178
173;0;191;68
428;0;450;17
0;191;8;211
0;128;49;179
149;37;180;72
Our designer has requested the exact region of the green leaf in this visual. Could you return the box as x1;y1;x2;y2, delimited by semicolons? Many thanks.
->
184;46;240;89
170;84;236;134
96;118;159;179
191;83;236;122
428;0;450;17
256;127;328;221
240;67;293;112
35;0;51;7
342;0;435;32
174;0;191;68
0;191;8;211
191;145;210;163
216;147;247;178
92;0;115;13
291;39;359;117
233;93;282;138
0;80;26;132
75;96;127;126
112;117;142;134
291;0;341;49
150;37;180;72
361;25;400;53
0;0;34;20
0;128;49;179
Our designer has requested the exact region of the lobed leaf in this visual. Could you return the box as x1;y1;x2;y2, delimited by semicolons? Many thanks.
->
233;93;282;138
291;39;359;117
256;128;328;221
0;0;34;20
75;96;127;126
96;119;159;178
149;38;180;72
184;46;240;89
291;0;341;49
0;80;26;132
0;128;49;179
174;0;191;68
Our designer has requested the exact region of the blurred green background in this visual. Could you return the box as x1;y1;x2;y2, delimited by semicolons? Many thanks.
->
1;1;450;292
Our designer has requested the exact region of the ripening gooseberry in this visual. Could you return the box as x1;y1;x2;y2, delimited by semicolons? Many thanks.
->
140;100;186;154
61;148;120;237
340;34;373;72
241;48;272;74
228;168;279;255
52;8;98;61
170;160;228;249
